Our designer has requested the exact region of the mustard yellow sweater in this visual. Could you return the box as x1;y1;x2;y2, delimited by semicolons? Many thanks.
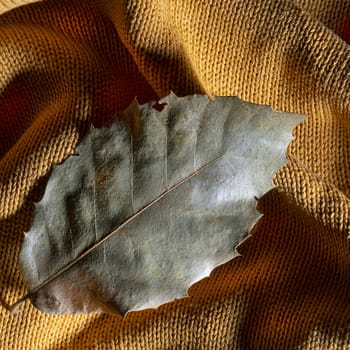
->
0;0;350;348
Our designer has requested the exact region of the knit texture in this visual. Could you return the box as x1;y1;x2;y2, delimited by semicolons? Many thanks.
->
0;0;350;348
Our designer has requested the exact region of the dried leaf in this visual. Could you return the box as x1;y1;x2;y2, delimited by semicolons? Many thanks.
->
15;94;304;315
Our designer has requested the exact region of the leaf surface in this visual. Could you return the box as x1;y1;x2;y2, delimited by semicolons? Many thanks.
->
17;94;304;315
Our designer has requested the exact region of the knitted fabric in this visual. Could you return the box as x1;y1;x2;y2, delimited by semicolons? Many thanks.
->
0;0;350;348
